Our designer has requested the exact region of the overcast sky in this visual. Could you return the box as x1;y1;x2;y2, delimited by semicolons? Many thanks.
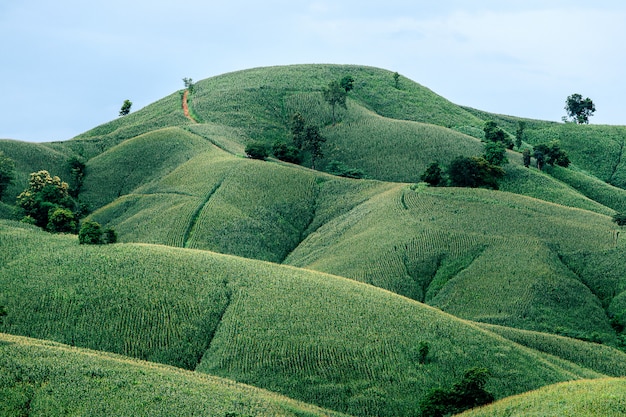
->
1;1;625;142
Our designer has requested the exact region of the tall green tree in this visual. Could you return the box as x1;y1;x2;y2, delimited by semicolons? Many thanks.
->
0;151;15;201
483;142;508;166
483;121;513;149
291;112;307;149
421;162;444;186
515;121;526;149
448;156;504;189
323;80;348;125
16;170;76;230
565;93;595;124
119;99;132;116
303;125;326;169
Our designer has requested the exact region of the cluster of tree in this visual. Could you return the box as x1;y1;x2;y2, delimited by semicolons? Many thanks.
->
78;220;117;245
246;112;328;169
422;128;508;189
419;367;494;417
564;93;595;124
484;121;514;149
16;170;81;233
532;141;570;170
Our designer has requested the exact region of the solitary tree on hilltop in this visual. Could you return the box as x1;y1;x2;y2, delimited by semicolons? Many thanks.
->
119;99;132;116
183;77;195;94
565;93;595;124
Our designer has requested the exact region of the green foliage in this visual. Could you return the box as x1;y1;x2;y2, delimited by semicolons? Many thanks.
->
0;151;15;201
421;162;444;186
183;77;195;94
104;226;118;244
325;160;365;179
79;220;104;244
522;148;531;168
534;141;570;168
47;207;77;233
419;367;494;417
340;75;355;92
447;156;504;189
273;141;303;164
565;93;595;124
483;142;508;166
245;142;269;160
303;125;326;169
16;170;77;231
66;156;86;197
483;121;513;149
393;71;400;89
613;212;626;226
515;121;526;150
322;80;348;124
119;99;132;117
0;305;6;324
417;341;430;364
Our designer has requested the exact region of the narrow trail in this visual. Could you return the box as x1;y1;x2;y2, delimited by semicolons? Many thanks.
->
182;90;198;123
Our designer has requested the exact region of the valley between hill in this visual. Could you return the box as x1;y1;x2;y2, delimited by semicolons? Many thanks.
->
1;64;626;416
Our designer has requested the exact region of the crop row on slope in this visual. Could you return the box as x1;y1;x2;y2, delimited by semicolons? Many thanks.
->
456;377;626;417
0;333;348;417
2;220;623;416
285;184;621;342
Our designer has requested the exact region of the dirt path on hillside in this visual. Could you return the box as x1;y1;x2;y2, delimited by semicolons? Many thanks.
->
182;90;197;123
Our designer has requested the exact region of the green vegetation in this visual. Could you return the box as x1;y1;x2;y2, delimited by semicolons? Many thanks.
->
457;378;626;417
2;63;626;416
0;333;347;417
565;93;596;124
119;99;132;116
0;151;15;200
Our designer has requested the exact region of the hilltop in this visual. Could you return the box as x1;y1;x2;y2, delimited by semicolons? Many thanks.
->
1;64;626;416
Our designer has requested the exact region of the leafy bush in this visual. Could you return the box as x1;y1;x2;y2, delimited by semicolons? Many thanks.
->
272;141;303;164
245;142;269;160
419;367;494;417
79;221;103;244
326;160;365;179
47;207;77;233
612;212;626;226
447;156;504;189
421;162;444;186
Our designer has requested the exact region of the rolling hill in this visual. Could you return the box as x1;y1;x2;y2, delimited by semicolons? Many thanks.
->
2;63;626;416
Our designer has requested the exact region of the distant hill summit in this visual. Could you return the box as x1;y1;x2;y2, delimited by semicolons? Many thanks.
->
2;64;626;416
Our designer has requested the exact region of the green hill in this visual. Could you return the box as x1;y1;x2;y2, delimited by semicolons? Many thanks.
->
3;220;626;416
0;333;348;417
2;63;626;416
456;378;626;417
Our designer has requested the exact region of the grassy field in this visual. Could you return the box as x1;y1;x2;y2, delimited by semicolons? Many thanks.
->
457;378;626;417
3;220;625;416
0;333;348;417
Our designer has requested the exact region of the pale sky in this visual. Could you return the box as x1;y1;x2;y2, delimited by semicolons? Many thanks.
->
1;1;625;142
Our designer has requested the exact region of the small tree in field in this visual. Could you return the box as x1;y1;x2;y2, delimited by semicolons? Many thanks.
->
393;72;400;89
0;305;6;324
565;93;595;124
483;142;508;166
79;221;103;244
119;99;132;116
421;162;444;186
183;77;195;94
303;125;326;169
47;207;77;233
323;80;347;125
522;148;531;168
515;121;526;150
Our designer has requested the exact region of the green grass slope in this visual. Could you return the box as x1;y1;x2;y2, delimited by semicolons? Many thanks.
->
0;333;348;417
285;184;622;342
1;220;623;416
0;139;75;206
457;378;626;417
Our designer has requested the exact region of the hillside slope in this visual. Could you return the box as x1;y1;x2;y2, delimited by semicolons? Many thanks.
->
3;220;626;416
0;333;348;417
